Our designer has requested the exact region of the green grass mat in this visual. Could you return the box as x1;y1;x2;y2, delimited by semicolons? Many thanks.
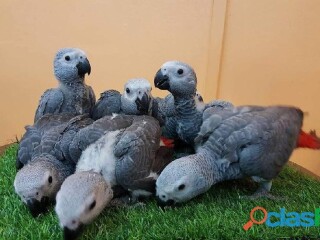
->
1;144;320;240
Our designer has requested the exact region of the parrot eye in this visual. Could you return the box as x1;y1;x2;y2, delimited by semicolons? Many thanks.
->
178;184;185;191
48;176;53;184
126;88;130;94
89;200;96;211
65;56;71;61
177;69;184;75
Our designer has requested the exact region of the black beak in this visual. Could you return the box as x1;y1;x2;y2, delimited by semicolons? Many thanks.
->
63;225;84;240
76;58;91;77
154;69;170;90
16;159;23;171
135;92;150;115
197;95;203;102
156;196;175;210
26;197;50;217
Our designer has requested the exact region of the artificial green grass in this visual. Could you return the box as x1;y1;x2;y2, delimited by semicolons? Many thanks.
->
1;144;320;240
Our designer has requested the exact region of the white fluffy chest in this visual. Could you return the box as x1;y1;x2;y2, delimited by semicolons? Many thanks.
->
76;130;120;186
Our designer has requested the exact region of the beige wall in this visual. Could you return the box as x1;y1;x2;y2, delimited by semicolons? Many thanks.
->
0;0;319;174
217;0;320;175
0;0;215;143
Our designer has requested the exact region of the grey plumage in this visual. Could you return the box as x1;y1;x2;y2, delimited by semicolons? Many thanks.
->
55;115;173;237
91;90;122;119
91;78;152;120
152;94;176;127
34;48;95;122
68;114;134;163
154;61;233;144
14;114;93;216
197;106;302;179
156;105;303;204
72;114;172;194
153;61;305;205
17;113;77;169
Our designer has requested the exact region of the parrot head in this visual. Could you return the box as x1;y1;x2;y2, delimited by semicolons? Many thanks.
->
54;48;91;84
156;156;211;206
121;78;153;115
14;155;64;217
154;61;197;97
55;171;113;240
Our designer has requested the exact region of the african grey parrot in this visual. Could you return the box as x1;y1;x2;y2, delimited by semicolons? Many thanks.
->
156;105;305;205
91;78;152;120
14;114;94;217
154;61;233;144
34;48;95;122
155;62;320;203
55;114;173;239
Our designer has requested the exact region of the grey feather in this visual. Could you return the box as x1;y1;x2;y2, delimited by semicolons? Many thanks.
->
14;114;94;216
114;116;161;191
156;105;304;204
69;114;134;163
17;113;76;169
92;90;121;120
55;115;174;234
154;61;229;145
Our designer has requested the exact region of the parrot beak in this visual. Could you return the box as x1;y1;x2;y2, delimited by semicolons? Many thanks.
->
154;69;170;90
156;196;175;209
16;159;23;171
197;95;203;102
63;225;84;240
76;58;91;77
135;92;150;115
26;197;50;217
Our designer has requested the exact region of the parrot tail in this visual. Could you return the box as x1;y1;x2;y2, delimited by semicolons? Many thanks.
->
160;137;175;148
296;130;320;149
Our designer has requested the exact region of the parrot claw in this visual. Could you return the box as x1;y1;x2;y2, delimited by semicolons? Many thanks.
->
108;198;129;208
128;202;146;209
242;189;287;201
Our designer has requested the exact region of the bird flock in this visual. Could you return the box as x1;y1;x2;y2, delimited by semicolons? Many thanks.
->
13;48;320;240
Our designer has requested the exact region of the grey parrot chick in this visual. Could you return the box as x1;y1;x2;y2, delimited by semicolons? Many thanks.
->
35;48;95;122
153;61;203;144
14;154;73;217
121;78;152;115
56;130;120;240
156;105;303;205
55;115;173;239
92;78;152;119
154;61;233;144
14;114;93;217
55;171;113;240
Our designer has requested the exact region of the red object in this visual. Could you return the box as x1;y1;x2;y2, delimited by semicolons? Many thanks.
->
160;137;175;148
297;130;320;149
